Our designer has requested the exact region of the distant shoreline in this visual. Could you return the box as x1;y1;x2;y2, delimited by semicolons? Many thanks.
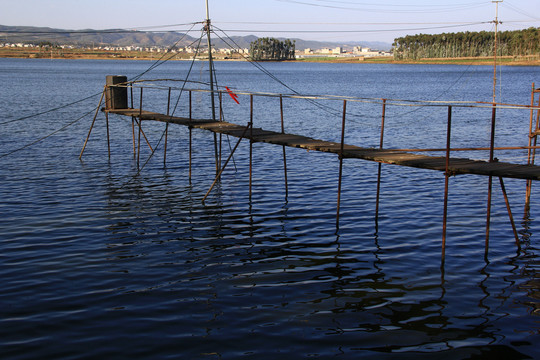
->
1;48;539;66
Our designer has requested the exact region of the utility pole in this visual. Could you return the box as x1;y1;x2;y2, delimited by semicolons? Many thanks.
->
492;0;502;103
205;0;217;123
205;0;220;174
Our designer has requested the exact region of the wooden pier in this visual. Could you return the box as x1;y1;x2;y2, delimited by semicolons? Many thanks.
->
79;79;540;264
106;107;540;181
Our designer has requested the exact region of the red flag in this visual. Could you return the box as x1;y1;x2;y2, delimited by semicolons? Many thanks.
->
225;86;239;104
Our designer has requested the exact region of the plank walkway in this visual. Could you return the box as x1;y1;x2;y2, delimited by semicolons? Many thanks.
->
108;108;540;181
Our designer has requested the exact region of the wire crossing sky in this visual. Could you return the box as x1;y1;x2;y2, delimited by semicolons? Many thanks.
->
1;0;539;43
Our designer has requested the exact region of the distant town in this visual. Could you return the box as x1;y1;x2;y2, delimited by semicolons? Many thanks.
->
0;41;391;60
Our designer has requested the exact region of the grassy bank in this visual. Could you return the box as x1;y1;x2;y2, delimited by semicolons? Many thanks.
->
2;47;539;66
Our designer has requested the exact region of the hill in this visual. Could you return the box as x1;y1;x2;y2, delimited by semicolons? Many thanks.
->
0;25;392;51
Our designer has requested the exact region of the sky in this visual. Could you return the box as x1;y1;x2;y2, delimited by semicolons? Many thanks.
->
1;0;539;44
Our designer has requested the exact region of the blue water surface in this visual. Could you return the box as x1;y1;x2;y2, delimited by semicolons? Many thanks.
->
0;58;539;359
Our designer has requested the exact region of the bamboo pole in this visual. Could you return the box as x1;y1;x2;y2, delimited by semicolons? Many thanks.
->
79;87;106;160
336;100;347;229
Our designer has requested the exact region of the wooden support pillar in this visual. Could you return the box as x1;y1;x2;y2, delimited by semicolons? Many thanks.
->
442;106;452;265
485;104;497;259
336;100;347;229
375;99;387;230
280;95;289;199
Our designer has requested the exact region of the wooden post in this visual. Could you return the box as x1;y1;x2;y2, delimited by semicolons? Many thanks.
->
375;99;387;230
164;87;171;166
280;95;289;199
336;100;347;229
79;87;106;160
485;104;497;259
442;106;452;264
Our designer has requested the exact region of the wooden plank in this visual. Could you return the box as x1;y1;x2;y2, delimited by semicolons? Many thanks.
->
107;108;540;181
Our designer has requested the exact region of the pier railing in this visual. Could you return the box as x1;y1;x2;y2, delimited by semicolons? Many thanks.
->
84;78;540;262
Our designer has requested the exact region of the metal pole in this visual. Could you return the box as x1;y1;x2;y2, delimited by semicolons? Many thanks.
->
105;111;111;159
280;95;289;198
249;94;253;199
442;106;452;264
205;0;219;175
164;87;171;166
79;87;106;160
525;84;539;213
336;100;347;229
130;84;136;158
499;177;521;249
189;90;192;184
492;0;502;103
375;99;387;228
485;104;497;258
202;122;252;204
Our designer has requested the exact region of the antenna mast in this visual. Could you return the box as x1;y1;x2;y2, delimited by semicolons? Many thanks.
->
492;0;502;103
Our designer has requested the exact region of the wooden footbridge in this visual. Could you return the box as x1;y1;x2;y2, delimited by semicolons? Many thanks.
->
80;77;540;262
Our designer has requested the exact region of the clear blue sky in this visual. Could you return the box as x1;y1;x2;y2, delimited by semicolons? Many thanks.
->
1;0;539;44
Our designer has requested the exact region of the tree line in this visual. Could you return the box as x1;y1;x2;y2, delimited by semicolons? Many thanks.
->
249;37;296;61
393;27;540;60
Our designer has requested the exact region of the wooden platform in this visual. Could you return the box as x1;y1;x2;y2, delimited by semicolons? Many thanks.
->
108;108;540;181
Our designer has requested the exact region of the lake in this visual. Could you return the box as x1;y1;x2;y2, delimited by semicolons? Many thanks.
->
1;58;539;359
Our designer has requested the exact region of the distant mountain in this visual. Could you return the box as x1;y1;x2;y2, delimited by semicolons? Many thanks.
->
0;25;392;51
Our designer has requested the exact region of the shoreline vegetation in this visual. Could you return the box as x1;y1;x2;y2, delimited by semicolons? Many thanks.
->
1;47;539;66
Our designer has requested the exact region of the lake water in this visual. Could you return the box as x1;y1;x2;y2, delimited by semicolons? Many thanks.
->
1;58;539;359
